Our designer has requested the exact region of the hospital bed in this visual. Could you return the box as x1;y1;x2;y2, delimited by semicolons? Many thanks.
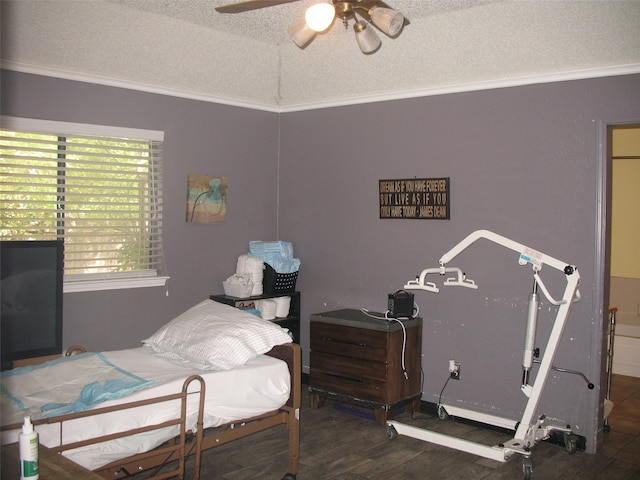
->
1;299;301;480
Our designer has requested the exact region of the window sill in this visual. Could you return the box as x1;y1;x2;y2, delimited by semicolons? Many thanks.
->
64;276;170;293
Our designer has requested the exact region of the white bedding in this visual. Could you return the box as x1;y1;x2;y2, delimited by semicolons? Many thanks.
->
1;347;290;470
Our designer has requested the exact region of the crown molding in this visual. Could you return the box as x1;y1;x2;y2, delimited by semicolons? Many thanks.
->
279;63;640;112
3;60;640;114
1;61;281;113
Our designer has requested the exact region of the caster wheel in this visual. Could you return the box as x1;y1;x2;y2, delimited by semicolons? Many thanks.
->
281;474;296;480
522;457;533;480
387;424;398;440
437;405;449;421
564;434;578;454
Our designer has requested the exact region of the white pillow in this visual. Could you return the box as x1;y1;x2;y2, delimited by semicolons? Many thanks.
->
143;299;292;370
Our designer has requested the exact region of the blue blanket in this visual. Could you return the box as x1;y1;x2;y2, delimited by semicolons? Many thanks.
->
1;352;153;423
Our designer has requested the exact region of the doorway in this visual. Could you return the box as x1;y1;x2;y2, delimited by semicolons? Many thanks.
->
608;125;640;378
593;121;640;453
591;120;640;453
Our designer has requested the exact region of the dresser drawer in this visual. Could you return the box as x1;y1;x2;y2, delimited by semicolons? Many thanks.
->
310;349;388;402
310;351;388;383
310;371;387;403
310;321;387;361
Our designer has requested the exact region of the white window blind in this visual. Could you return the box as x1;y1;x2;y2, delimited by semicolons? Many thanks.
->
0;117;168;293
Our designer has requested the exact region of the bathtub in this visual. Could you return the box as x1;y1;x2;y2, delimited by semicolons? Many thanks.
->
612;323;640;378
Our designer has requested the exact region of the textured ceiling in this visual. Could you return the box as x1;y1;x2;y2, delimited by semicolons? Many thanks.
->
2;0;640;111
106;0;503;45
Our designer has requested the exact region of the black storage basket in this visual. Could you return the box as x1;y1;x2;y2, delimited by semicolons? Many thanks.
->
263;264;298;294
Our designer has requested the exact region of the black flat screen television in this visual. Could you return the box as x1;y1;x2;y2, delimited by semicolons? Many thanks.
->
1;240;63;368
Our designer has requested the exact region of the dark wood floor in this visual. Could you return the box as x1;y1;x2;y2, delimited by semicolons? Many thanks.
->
170;374;640;479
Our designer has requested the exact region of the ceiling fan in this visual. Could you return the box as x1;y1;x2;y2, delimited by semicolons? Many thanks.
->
215;0;407;54
215;0;300;14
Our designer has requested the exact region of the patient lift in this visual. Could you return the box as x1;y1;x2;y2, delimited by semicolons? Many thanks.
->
386;230;584;480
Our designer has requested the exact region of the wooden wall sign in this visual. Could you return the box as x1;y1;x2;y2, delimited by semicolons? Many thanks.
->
379;178;450;219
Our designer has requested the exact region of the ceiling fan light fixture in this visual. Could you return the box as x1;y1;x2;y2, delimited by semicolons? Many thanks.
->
288;18;317;48
369;6;404;37
220;0;406;55
354;20;381;54
305;2;336;32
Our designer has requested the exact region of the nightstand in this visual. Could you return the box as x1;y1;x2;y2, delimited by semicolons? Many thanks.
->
309;309;422;425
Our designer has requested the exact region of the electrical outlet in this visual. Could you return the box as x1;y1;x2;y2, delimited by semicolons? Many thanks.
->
451;362;461;380
449;360;461;380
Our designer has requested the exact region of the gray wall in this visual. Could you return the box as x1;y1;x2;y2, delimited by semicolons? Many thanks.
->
278;74;640;453
3;69;640;454
1;70;281;350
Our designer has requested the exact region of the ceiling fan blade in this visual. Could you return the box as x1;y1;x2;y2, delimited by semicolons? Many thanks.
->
215;0;301;14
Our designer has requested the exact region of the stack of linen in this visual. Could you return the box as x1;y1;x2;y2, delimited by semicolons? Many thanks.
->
273;296;291;318
236;254;264;296
249;241;301;274
254;299;277;320
254;297;292;319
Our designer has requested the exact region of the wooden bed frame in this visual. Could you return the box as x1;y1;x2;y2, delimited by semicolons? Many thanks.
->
2;343;301;480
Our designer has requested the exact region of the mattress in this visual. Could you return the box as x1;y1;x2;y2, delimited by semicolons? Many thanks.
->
1;347;290;470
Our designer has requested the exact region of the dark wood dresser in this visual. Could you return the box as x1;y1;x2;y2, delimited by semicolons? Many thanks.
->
309;309;422;425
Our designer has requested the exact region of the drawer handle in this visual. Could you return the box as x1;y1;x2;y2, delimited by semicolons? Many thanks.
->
322;336;367;347
321;371;366;383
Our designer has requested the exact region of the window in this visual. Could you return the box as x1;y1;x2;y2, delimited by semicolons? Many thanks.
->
0;117;168;293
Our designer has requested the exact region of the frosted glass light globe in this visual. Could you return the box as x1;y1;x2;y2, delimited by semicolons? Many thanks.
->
305;3;335;32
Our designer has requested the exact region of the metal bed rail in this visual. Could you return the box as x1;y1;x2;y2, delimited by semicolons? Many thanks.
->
3;375;206;480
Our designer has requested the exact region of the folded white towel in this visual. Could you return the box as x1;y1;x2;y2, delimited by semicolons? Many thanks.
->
236;254;249;274
251;281;263;297
273;296;291;318
256;299;277;321
236;255;264;296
